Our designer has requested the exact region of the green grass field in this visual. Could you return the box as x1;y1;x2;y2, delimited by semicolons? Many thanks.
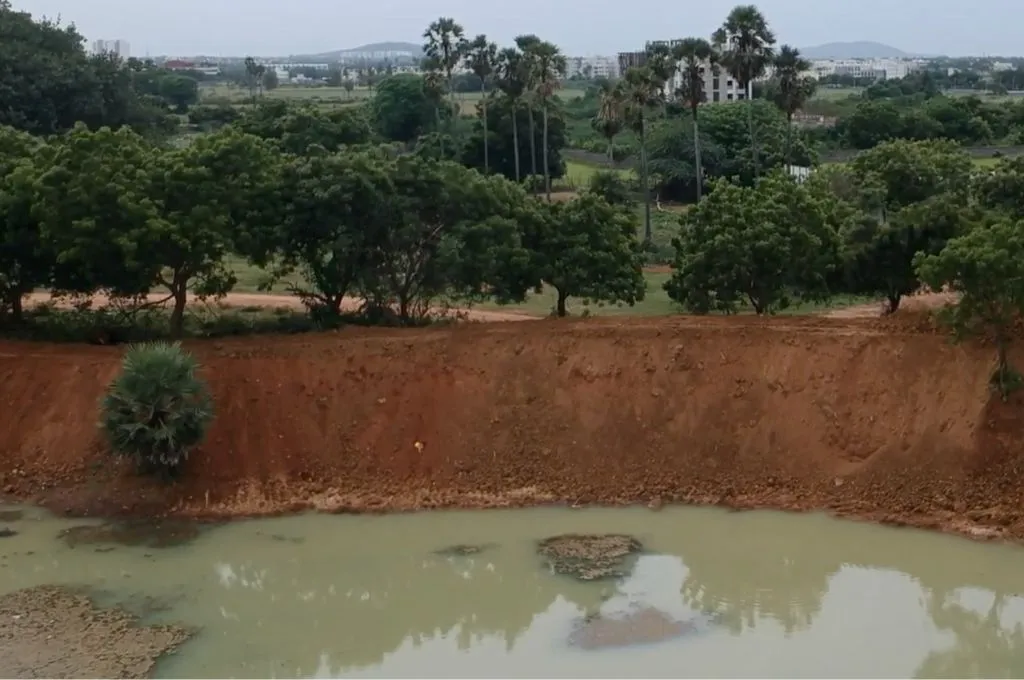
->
201;83;586;116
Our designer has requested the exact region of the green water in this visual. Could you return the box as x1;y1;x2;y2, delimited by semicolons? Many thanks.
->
1;504;1023;678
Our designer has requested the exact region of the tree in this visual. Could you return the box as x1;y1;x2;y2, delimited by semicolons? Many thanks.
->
495;47;528;181
645;42;677;112
262;68;280;91
770;45;815;165
515;35;543;177
671;38;718;201
372;73;438;144
236;101;374;153
461;94;567;184
243;57;265;104
529;194;646;317
975;156;1024;218
344;79;355;97
915;219;1024;399
622;66;664;244
665;173;840;314
100;342;213;477
464;35;498;173
592;80;625;161
849;139;973;211
713;4;777;180
422;17;467;141
0;125;49;320
531;40;567;201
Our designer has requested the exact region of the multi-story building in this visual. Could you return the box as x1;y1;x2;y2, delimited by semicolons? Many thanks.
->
92;39;130;57
645;40;748;102
566;55;620;80
810;58;922;81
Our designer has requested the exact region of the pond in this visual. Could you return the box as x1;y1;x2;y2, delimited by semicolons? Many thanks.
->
1;504;1023;678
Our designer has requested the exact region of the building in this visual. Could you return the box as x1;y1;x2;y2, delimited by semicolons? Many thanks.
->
617;50;647;75
810;58;922;81
92;39;130;57
645;40;748;102
566;55;620;80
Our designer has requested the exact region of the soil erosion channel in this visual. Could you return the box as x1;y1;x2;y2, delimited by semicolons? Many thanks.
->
0;314;1022;539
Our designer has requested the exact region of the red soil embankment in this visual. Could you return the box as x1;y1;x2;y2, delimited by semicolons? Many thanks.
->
1;314;1022;540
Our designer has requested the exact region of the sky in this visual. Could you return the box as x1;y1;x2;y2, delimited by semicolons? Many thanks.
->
11;0;1022;58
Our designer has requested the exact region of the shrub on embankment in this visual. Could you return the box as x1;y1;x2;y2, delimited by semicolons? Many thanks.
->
100;342;213;478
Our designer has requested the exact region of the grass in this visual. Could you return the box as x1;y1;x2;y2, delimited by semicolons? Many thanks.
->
201;83;586;117
563;160;634;190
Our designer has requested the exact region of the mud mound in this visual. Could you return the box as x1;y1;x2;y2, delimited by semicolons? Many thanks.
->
1;315;1024;540
434;543;494;557
58;520;203;550
538;534;642;581
0;585;191;678
568;607;697;650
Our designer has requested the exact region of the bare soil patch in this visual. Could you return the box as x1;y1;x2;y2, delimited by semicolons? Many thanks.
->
0;585;191;678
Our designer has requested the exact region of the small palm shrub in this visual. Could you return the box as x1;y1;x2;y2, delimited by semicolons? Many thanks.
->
100;342;214;477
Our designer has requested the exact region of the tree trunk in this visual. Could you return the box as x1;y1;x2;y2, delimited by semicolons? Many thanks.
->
170;287;188;337
481;83;489;173
543;105;551;201
606;136;614;161
692;108;703;202
528;106;538;177
9;292;23;323
746;83;760;180
886;292;901;315
556;288;568;317
785;111;794;168
512;103;521;182
639;112;652;244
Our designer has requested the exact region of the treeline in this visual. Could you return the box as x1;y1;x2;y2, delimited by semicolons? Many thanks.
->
0;122;645;336
657;138;1024;393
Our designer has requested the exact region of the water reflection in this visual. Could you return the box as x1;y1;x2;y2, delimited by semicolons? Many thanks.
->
2;505;1024;678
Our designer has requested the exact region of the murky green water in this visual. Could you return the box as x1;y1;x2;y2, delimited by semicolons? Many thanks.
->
2;504;1024;678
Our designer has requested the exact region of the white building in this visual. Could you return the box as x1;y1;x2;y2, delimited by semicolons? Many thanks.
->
645;40;747;102
810;58;923;81
92;39;130;57
566;55;620;80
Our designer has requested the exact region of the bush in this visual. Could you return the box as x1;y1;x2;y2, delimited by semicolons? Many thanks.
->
99;342;214;477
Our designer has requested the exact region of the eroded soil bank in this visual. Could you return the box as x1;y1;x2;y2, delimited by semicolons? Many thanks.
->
1;314;1022;540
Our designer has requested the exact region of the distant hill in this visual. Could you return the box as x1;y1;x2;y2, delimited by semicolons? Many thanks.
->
799;41;910;60
293;41;422;61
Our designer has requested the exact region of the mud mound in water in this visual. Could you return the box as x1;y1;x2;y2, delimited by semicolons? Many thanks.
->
538;534;642;581
0;528;16;538
0;585;191;678
434;543;494;557
568;607;696;650
58;520;202;549
0;510;24;521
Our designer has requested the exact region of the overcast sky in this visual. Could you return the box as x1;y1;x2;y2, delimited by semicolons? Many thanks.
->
12;0;1021;57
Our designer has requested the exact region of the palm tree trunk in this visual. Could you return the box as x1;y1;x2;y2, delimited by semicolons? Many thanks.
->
785;112;794;168
435;107;445;158
481;83;489;173
528;105;538;176
512;103;521;182
640;112;652;244
692;109;703;201
746;82;760;180
606;136;614;161
543;105;551;201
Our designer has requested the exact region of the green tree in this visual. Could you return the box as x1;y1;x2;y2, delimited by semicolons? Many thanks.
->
100;342;213;477
622;66;665;243
529;194;646;317
0;125;50;320
422;17;467;140
713;4;777;179
372;73;438;144
915;219;1024;398
495;47;528;180
243;56;265;104
461;95;566;184
770;45;815;166
515;35;543;177
157;73;200;113
531;40;567;201
236;101;374;153
665;172;840;314
975;156;1024;218
592;79;626;161
836;100;902;149
464;35;498;173
262;68;280;91
671;38;718;201
849;139;973;211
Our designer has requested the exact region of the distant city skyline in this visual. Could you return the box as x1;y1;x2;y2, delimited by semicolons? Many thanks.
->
11;0;1024;58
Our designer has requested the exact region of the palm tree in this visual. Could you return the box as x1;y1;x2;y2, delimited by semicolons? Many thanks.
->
423;18;467;139
644;42;677;111
713;4;776;180
771;45;815;167
622;66;664;244
496;47;527;181
515;35;542;178
464;35;498;173
531;41;567;201
672;38;718;201
421;59;447;157
593;80;626;161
